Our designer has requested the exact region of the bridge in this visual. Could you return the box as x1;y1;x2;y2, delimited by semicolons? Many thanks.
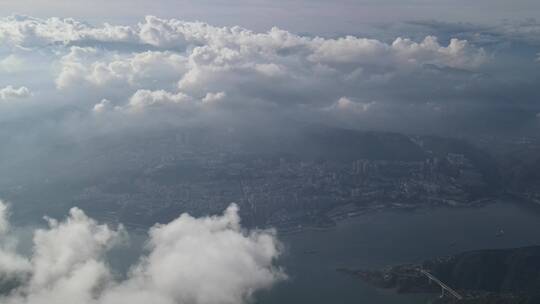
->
418;269;463;300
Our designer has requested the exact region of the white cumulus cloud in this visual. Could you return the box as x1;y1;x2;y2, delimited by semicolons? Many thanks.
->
127;89;192;110
331;97;375;113
0;15;137;48
202;91;226;104
93;99;113;113
0;15;502;134
0;85;31;101
0;201;284;304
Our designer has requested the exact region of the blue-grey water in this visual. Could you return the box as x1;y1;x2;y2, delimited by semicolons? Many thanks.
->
256;201;540;303
102;200;540;303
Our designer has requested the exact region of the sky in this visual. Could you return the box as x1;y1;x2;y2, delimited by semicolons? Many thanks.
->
0;0;539;34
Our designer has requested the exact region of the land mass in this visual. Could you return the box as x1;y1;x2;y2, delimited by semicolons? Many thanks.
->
3;123;540;234
342;246;540;303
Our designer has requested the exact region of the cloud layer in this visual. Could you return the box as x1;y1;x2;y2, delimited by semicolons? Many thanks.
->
0;201;284;304
0;14;537;148
0;15;495;133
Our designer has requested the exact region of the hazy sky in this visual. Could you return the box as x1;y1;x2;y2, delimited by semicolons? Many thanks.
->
1;0;539;34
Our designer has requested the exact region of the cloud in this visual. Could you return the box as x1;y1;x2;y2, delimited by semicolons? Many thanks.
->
309;35;486;70
60;17;482;127
0;15;137;48
407;19;540;47
93;99;113;113
126;89;193;111
0;200;32;284
0;201;284;304
329;97;375;113
202;91;226;104
0;202;9;234
0;86;31;101
56;47;187;90
0;55;25;73
0;14;537;137
496;19;540;45
29;208;124;291
4;16;487;93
